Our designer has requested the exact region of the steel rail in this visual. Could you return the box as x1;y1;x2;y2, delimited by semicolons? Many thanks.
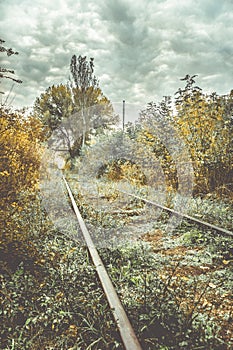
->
117;189;233;237
63;176;142;350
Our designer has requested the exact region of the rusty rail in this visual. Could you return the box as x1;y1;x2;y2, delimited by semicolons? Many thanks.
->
117;189;233;237
63;176;142;350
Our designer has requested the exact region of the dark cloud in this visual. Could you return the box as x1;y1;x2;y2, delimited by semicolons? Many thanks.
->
0;0;232;111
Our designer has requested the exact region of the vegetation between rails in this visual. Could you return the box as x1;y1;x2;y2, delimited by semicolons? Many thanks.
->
66;175;233;349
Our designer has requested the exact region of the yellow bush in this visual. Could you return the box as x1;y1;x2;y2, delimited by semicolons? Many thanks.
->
0;107;44;258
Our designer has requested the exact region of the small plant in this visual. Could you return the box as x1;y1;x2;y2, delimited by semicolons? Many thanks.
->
181;228;206;245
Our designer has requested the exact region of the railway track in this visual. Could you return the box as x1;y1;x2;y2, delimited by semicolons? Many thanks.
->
67;175;232;238
62;176;233;349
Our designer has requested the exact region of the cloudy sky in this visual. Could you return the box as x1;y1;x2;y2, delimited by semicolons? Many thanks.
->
1;0;233;118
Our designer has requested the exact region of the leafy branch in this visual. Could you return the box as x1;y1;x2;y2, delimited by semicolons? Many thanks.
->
0;38;23;94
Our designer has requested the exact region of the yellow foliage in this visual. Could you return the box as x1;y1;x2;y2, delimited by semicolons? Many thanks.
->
0;107;44;209
174;92;232;193
136;128;178;190
102;159;147;186
138;88;232;195
0;107;45;256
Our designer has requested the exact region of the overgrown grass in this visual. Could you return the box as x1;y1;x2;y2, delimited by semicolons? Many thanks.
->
0;201;122;350
69;177;233;349
1;184;232;349
100;242;232;350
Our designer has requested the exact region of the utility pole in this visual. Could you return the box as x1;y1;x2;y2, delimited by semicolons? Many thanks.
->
123;100;125;132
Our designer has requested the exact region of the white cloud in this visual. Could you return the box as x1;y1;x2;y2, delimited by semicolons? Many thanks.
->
0;0;232;109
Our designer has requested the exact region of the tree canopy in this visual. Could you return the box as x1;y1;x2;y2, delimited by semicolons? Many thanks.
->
34;55;118;157
131;75;233;195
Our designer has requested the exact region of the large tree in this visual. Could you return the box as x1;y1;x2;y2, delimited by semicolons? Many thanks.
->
69;54;115;147
34;55;118;157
